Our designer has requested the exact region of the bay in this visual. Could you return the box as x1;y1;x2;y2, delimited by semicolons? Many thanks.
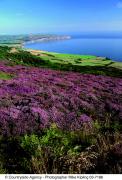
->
24;37;122;62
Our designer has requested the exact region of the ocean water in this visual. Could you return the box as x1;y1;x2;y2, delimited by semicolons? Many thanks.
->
24;37;122;62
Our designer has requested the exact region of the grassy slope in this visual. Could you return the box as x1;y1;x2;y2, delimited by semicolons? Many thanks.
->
0;46;122;77
26;49;122;68
0;46;122;78
40;52;112;66
27;49;122;77
0;72;12;80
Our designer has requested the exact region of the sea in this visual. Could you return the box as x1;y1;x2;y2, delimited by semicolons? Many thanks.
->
24;33;122;62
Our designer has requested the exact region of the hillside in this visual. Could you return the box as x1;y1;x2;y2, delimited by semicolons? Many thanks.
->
0;34;71;46
0;46;122;77
0;46;122;174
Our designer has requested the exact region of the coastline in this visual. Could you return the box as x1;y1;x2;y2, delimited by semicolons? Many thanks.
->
22;35;71;46
0;34;71;48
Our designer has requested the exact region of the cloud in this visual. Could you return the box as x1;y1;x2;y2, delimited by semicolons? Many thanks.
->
117;2;122;8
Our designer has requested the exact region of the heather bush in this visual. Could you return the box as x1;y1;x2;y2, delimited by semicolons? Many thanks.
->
0;62;121;136
0;60;121;173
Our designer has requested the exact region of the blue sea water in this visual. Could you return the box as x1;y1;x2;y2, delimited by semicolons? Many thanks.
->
25;36;122;62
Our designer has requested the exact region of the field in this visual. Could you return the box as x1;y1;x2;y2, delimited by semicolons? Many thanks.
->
0;46;122;174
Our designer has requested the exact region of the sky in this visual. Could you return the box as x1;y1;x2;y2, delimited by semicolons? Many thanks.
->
0;0;122;34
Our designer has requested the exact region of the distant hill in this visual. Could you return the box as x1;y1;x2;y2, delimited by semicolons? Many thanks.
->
0;34;71;46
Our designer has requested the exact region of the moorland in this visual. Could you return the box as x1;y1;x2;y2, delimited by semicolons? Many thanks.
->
0;44;122;174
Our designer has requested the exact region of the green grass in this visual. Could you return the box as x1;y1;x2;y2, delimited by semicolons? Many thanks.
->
0;72;13;80
0;46;122;77
41;52;107;65
38;51;120;68
109;62;122;70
